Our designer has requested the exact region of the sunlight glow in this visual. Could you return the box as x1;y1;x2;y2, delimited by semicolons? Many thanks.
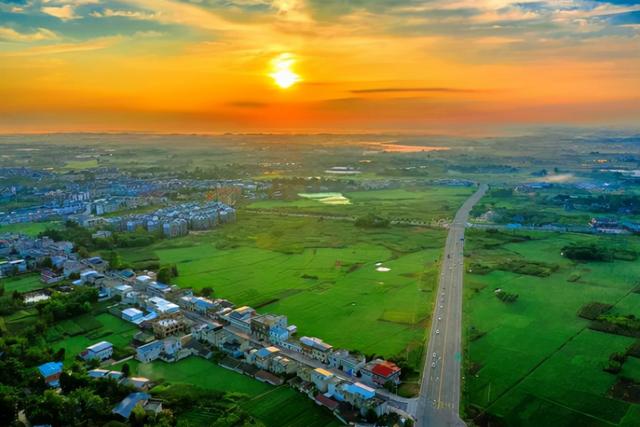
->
269;53;300;89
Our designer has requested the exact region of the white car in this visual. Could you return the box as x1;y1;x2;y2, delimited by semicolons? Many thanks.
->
438;316;442;321
436;329;440;334
433;352;437;358
431;362;436;368
440;305;444;309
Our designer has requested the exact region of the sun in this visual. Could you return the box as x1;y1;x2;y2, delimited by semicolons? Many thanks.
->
269;53;301;89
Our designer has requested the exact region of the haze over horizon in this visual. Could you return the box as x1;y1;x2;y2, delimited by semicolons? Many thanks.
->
1;0;639;133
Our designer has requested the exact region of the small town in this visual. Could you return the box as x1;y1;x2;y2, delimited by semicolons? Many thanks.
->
1;230;409;425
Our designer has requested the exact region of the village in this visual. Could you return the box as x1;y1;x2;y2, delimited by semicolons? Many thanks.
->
1;231;407;424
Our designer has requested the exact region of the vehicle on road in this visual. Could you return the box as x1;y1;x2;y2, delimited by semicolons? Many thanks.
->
436;329;440;334
432;362;436;368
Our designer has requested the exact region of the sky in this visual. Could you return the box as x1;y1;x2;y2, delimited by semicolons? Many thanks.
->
0;0;639;133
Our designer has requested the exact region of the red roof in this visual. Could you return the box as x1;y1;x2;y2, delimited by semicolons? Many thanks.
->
371;361;400;378
315;394;339;411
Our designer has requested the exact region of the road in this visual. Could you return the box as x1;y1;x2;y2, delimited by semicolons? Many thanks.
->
416;184;488;427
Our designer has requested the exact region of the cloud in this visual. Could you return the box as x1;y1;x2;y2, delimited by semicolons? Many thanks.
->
351;87;479;94
90;8;158;20
0;26;58;42
41;5;78;20
1;36;121;56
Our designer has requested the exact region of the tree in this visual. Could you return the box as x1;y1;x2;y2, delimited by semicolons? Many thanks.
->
0;385;18;426
157;266;173;284
77;246;90;259
40;257;53;269
122;363;130;378
200;287;214;298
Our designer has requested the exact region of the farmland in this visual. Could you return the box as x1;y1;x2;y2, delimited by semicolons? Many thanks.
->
49;310;138;363
463;229;640;427
248;186;473;223
116;207;452;372
1;273;44;293
115;358;340;426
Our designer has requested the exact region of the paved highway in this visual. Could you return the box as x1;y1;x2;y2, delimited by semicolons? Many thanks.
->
416;184;488;427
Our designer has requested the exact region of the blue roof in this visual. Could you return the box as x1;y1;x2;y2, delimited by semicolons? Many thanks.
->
112;392;150;418
138;340;163;354
38;361;63;378
344;382;375;399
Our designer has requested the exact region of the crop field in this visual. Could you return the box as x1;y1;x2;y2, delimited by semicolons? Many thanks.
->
118;358;339;426
241;386;341;427
0;221;60;236
118;212;448;370
463;229;640;427
51;312;138;363
0;273;44;293
247;186;473;223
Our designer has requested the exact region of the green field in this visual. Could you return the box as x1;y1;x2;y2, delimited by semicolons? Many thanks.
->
51;312;138;363
118;213;445;369
0;221;60;236
0;273;43;293
248;187;473;223
463;230;640;426
116;358;340;426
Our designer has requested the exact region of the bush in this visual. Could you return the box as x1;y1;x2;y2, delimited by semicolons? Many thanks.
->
578;302;613;320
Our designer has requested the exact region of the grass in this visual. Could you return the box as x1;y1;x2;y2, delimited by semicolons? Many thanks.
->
247;187;473;223
463;230;640;426
116;358;341;426
0;221;60;236
51;312;138;364
0;273;44;293
241;386;341;427
119;213;446;367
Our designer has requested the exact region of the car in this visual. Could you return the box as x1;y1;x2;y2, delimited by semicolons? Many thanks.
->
438;316;442;321
436;329;440;334
440;305;444;309
433;352;437;358
431;362;436;368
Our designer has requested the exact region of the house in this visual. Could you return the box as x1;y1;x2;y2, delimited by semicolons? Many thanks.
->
360;359;401;387
152;318;189;338
136;340;163;363
181;295;216;314
146;296;180;315
315;394;340;412
328;349;365;376
63;260;84;277
269;325;289;344
125;376;153;390
113;284;133;297
83;256;109;272
271;355;298;375
192;321;226;347
41;268;64;284
80;341;113;361
87;369;124;381
38;362;63;387
300;336;333;363
311;368;334;393
255;370;284;386
122;307;144;323
253;346;280;370
223;306;256;333
112;392;150;419
250;314;288;341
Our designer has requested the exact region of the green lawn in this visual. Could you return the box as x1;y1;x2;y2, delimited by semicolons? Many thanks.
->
1;274;43;293
0;221;60;236
463;230;640;426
